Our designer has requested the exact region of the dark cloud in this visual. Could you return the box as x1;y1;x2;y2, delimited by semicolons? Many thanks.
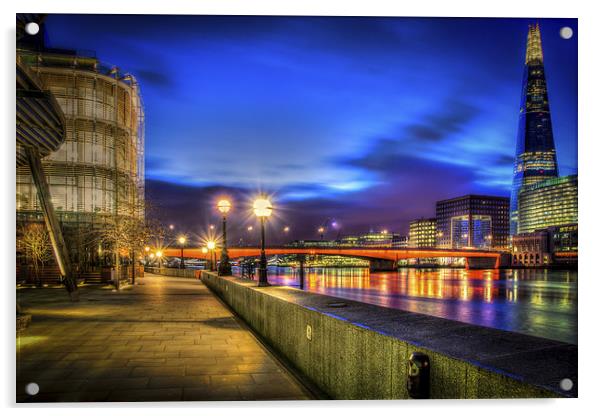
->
495;154;516;166
404;99;477;142
134;68;171;87
344;98;478;173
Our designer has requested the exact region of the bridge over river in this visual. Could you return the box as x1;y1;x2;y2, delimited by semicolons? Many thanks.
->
163;246;509;270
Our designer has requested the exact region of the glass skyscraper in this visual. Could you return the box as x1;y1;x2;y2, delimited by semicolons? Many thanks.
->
510;24;559;235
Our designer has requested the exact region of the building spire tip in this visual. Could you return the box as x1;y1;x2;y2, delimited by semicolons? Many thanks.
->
525;23;544;65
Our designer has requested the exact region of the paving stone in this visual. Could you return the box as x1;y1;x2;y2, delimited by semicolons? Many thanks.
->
16;274;311;402
148;375;211;388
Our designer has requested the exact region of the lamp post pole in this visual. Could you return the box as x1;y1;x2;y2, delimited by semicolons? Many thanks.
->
258;216;268;286
253;197;272;287
207;241;216;272
217;200;232;276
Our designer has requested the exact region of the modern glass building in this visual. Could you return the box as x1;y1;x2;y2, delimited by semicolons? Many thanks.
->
16;38;144;268
436;195;509;250
517;175;578;234
510;23;559;235
408;218;436;248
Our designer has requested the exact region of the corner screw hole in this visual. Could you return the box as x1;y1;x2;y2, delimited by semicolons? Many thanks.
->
25;382;39;396
25;22;39;36
560;378;573;391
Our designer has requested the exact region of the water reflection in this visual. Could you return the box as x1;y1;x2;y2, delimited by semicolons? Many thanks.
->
235;266;577;344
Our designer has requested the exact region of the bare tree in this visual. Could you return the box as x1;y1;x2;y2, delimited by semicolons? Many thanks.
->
18;223;53;287
98;199;165;286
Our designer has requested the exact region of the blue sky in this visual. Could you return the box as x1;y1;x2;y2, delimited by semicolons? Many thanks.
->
43;15;577;241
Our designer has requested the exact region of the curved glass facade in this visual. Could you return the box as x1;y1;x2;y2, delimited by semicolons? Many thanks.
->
517;175;578;234
16;51;144;223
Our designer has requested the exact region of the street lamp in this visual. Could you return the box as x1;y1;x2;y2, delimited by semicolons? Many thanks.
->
318;226;325;240
207;241;216;272
253;197;272;286
217;199;232;276
156;250;163;270
283;226;290;233
178;236;186;269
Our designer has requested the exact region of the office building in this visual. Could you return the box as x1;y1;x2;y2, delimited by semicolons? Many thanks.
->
436;195;509;250
517;175;577;234
16;30;144;271
408;218;436;248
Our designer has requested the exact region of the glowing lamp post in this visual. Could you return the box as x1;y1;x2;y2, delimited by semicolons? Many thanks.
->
318;226;325;240
156;250;163;270
253;197;272;286
207;241;216;272
178;236;186;269
217;199;232;276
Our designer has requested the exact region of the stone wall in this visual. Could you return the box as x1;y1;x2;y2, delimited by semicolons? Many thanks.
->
201;271;574;400
145;267;200;279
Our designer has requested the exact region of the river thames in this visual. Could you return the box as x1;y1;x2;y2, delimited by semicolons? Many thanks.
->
233;266;577;344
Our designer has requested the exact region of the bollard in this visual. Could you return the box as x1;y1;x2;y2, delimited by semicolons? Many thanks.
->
407;352;430;399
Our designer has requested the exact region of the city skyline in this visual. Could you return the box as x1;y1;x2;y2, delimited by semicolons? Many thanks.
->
41;15;578;240
14;12;579;403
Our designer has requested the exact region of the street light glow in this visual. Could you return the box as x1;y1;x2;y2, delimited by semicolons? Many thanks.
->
201;247;208;254
253;198;273;217
169;224;174;230
247;225;254;231
156;251;163;258
207;241;216;250
217;199;231;214
178;236;186;245
318;226;325;233
144;246;150;252
284;226;290;232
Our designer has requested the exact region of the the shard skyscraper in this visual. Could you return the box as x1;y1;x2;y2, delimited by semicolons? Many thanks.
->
510;23;559;236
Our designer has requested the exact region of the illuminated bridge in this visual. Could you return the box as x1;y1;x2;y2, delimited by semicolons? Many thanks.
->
163;247;509;270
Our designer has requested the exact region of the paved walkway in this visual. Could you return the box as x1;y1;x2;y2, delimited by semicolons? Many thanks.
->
16;274;311;402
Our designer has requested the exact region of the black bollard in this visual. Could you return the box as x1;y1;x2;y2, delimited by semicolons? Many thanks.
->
407;352;430;399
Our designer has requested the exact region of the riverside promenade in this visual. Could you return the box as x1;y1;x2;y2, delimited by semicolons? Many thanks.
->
16;274;311;402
